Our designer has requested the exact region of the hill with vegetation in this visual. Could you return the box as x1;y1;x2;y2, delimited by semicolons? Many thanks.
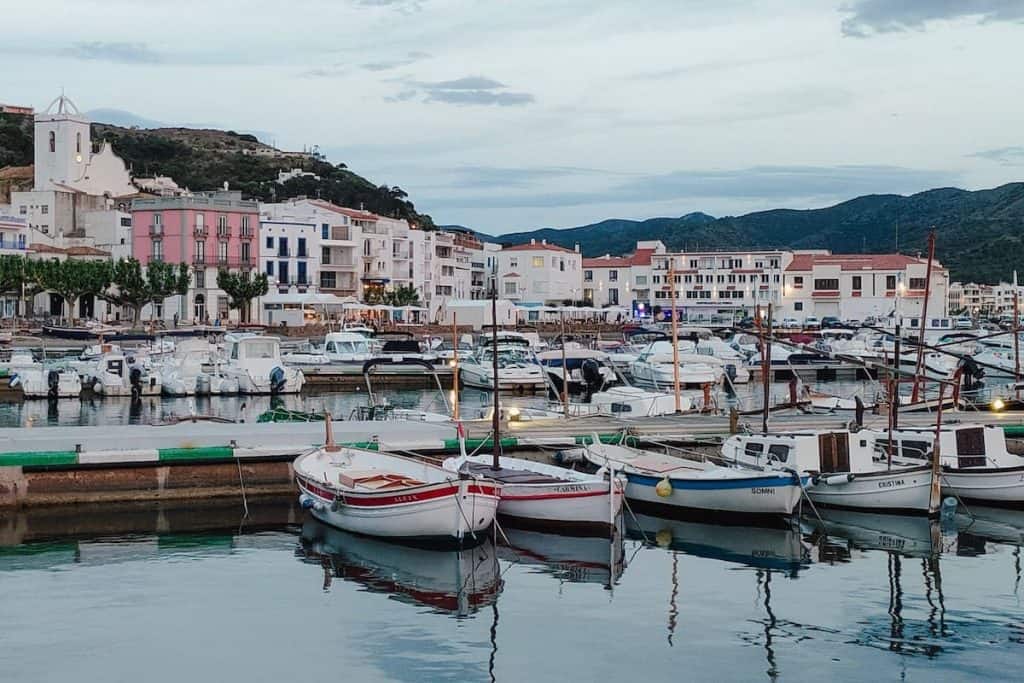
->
0;112;434;228
493;187;1024;282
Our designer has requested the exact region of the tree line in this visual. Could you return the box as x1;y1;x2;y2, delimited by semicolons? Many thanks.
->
0;255;268;326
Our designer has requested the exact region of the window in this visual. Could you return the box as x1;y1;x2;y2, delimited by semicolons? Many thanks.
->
852;275;862;290
320;271;336;289
609;270;618;282
794;301;803;311
195;269;205;288
266;261;274;276
608;288;619;305
532;256;545;268
120;216;131;227
218;241;228;263
194;294;206;322
297;262;307;285
217;215;228;236
560;259;565;272
18;205;26;215
48;131;55;153
744;441;764;459
814;278;839;290
509;258;518;269
321;246;331;264
194;240;205;262
152;240;163;261
584;270;593;282
266;236;274;250
886;275;897;290
153;213;162;227
241;241;251;264
278;237;288;257
278;262;289;284
297;238;307;257
635;275;647;285
909;277;926;290
504;281;518;296
40;205;48;215
76;132;81;154
793;276;804;289
240;215;250;236
767;445;791;463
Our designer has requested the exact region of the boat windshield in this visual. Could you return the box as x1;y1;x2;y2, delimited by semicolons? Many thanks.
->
479;347;536;367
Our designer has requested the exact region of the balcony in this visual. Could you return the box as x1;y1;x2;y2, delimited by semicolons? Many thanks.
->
320;260;357;270
295;250;309;259
148;224;164;237
239;230;254;240
150;254;164;263
324;227;354;243
276;249;291;258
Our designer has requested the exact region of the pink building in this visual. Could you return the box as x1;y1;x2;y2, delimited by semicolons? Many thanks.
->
131;191;259;323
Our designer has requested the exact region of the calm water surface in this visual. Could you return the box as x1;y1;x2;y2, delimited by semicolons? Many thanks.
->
1;500;1022;682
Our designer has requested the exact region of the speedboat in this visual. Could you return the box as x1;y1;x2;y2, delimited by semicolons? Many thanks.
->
535;346;619;396
321;331;375;365
443;452;623;532
459;338;546;392
721;431;934;514
6;350;82;399
281;341;331;367
294;424;501;545
222;333;304;394
869;423;1024;507
84;350;162;397
629;341;720;389
581;440;807;517
157;339;238;396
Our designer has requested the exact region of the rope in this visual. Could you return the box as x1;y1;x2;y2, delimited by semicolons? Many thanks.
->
235;456;250;518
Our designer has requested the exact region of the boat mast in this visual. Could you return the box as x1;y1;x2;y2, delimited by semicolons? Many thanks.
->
911;231;936;403
669;260;681;413
452;312;459;422
560;309;569;417
490;281;501;469
762;303;772;434
1015;291;1021;399
929;381;946;516
892;277;902;430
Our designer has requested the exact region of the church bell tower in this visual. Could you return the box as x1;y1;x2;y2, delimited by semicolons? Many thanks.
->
33;93;91;192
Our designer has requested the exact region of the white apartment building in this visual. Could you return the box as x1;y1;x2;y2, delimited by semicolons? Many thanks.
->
949;281;1024;317
646;248;791;322
259;219;319;292
583;240;666;314
496;239;583;307
782;253;949;321
0;212;29;317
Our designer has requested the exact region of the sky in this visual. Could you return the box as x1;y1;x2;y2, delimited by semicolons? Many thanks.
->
2;0;1023;233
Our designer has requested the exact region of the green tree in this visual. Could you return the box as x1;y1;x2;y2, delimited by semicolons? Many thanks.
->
0;254;26;296
101;258;190;327
32;258;111;323
382;283;422;307
216;269;268;324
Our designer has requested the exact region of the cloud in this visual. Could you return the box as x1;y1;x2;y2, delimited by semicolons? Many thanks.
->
970;146;1024;165
388;74;535;106
841;0;1024;37
353;0;424;13
301;65;347;78
62;41;161;64
421;164;958;210
360;51;431;71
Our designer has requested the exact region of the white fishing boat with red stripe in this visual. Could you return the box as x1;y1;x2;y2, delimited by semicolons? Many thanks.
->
443;453;624;532
294;420;501;545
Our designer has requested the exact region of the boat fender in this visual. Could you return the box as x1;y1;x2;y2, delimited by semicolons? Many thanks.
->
299;495;316;510
821;473;855;486
8;373;20;388
655;529;673;548
655;477;673;497
554;448;586;465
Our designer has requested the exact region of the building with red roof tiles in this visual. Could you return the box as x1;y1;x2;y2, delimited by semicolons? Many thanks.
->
582;240;665;312
496;238;583;305
782;251;948;322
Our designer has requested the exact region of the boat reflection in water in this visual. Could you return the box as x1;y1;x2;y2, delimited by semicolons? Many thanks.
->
805;508;945;560
497;524;626;588
626;512;812;575
298;518;502;618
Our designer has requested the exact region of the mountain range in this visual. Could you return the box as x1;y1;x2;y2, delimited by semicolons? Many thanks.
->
487;185;1024;283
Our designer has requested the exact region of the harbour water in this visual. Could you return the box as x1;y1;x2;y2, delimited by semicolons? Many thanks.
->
1;500;1022;682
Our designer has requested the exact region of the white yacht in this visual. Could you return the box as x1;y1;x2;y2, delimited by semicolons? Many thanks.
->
222;333;305;394
535;346;619;395
321;331;375;365
459;335;546;392
6;350;82;399
85;350;163;397
157;339;238;396
629;341;720;388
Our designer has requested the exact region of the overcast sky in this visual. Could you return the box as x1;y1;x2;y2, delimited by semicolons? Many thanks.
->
3;0;1023;233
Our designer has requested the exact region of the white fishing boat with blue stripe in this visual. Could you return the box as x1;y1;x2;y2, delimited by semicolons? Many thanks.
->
582;441;807;517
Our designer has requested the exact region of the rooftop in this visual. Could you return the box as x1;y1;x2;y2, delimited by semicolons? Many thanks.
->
503;239;576;254
785;253;936;272
583;248;656;268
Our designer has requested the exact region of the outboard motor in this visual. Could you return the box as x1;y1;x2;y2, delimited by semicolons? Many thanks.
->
960;356;984;393
129;366;143;399
269;366;287;394
724;364;738;396
47;369;60;399
581;358;603;403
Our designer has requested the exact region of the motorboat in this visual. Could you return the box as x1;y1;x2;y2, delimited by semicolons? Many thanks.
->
535;346;619;396
350;358;453;422
222;333;304;394
298;518;501;616
157;339;238;396
487;385;702;422
281;341;331;367
321;331;375;364
798;387;876;414
721;430;934;514
459;336;546;392
581;440;807;517
629;341;720;389
868;424;1024;507
84;349;162;397
294;424;501;545
376;332;440;365
443;452;624;532
5;350;82;399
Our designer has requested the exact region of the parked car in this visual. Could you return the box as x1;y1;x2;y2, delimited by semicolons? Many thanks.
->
954;316;973;330
821;316;841;329
781;317;800;329
803;316;821;330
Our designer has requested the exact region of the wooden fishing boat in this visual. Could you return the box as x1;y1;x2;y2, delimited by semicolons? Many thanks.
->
443;453;623;532
294;422;501;545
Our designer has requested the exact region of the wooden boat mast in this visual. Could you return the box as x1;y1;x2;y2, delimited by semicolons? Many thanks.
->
491;282;501;469
911;230;936;403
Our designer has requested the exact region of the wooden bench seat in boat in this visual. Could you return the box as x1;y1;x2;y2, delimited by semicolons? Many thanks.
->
460;461;567;484
338;469;425;490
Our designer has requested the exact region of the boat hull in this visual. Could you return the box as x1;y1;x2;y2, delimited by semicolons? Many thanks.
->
806;465;934;514
495;479;624;530
941;466;1024;506
623;471;805;516
459;365;546;391
296;475;501;544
